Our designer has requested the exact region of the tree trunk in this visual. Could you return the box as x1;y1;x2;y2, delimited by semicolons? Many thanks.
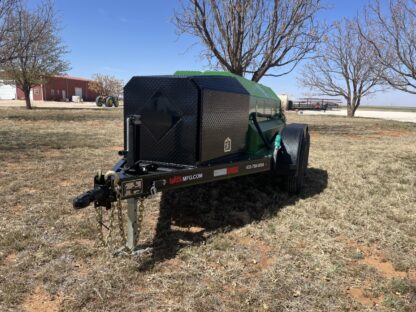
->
24;86;32;109
347;104;355;117
353;98;361;116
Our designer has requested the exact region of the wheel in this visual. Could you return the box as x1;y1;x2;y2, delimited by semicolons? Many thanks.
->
113;96;119;107
105;96;113;107
96;96;103;107
283;130;310;194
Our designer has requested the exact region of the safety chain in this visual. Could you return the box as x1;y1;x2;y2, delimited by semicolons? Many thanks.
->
115;185;126;246
93;170;148;250
136;197;146;245
94;170;121;247
94;205;105;246
94;201;115;247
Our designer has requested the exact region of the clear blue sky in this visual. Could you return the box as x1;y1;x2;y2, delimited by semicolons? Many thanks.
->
29;0;415;106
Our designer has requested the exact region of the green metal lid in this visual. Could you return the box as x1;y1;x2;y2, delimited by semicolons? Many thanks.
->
174;70;279;101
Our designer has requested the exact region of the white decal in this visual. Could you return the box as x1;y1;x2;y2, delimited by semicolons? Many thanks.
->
224;137;232;153
213;168;227;177
246;162;265;170
182;173;203;181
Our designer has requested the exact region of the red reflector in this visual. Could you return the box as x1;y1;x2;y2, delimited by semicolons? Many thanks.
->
169;176;182;185
227;166;239;174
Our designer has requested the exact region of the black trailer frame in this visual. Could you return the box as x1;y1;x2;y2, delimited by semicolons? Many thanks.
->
118;157;272;199
74;115;308;252
77;116;281;250
110;156;273;249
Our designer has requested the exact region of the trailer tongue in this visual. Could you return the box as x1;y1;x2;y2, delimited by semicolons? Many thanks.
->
73;71;310;251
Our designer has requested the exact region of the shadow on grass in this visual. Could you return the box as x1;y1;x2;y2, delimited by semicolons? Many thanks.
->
138;167;328;270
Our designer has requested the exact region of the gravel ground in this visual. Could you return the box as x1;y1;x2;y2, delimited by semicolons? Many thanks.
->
299;109;416;123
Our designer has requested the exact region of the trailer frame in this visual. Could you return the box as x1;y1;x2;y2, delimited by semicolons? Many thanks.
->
113;156;274;250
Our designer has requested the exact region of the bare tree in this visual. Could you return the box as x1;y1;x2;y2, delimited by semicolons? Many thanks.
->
1;1;69;109
300;19;384;117
0;0;20;64
360;0;416;94
174;0;324;82
89;74;123;97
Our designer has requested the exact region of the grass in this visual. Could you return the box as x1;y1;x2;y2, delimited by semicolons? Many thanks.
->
0;107;415;311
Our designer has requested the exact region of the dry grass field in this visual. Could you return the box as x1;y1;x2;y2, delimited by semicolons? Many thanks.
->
0;107;415;311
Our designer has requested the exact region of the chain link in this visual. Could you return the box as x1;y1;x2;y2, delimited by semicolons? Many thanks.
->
116;185;127;246
94;205;105;246
136;197;146;245
94;172;120;247
94;203;116;247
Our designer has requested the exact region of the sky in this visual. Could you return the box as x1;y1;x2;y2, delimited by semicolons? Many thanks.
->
28;0;416;107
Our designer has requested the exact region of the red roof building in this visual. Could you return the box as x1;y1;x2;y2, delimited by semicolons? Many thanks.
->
15;75;99;102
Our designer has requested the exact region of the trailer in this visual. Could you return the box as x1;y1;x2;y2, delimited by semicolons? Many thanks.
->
73;71;310;252
289;98;341;111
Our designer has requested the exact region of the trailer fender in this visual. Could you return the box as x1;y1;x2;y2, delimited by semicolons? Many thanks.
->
274;123;309;174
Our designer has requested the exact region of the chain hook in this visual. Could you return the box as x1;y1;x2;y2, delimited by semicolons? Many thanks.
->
150;182;157;197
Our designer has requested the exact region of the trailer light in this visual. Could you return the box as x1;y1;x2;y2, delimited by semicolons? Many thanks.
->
227;166;239;174
169;176;182;185
213;166;239;177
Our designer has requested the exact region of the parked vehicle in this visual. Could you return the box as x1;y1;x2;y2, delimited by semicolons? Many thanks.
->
289;98;341;111
96;95;119;107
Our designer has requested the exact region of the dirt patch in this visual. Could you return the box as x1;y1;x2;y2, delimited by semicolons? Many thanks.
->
340;237;407;279
346;286;384;307
3;252;17;265
22;187;37;194
375;129;413;137
237;236;274;273
339;237;412;308
309;131;320;140
58;180;75;187
43;149;62;157
361;255;407;279
21;286;62;312
409;270;416;281
4;162;21;170
108;145;123;151
73;259;89;277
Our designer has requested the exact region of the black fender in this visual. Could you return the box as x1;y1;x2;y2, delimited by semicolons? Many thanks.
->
274;123;309;175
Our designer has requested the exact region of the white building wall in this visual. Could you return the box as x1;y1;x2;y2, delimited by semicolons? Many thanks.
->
0;80;16;100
